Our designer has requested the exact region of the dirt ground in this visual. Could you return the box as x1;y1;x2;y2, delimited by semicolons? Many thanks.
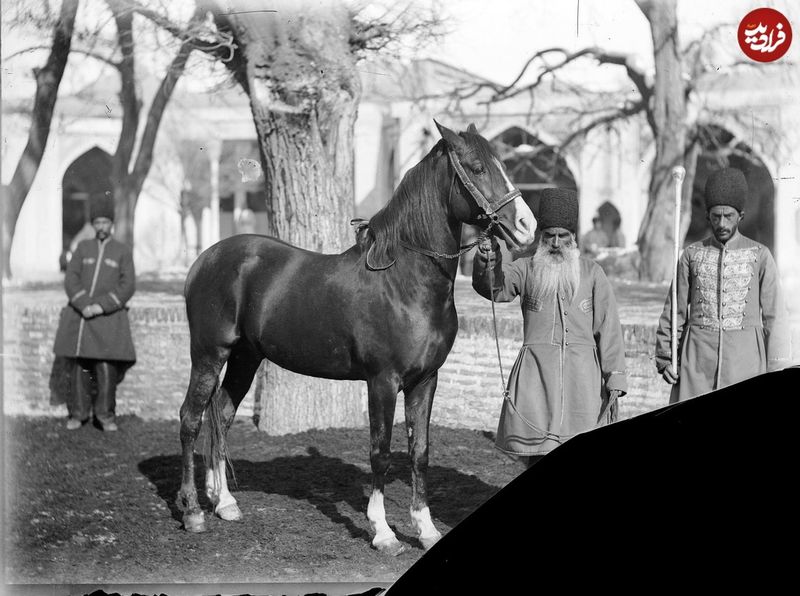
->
3;414;525;589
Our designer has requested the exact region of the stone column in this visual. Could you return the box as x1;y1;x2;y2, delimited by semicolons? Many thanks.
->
206;139;222;248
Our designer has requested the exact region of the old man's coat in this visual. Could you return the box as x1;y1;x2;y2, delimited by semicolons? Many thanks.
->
473;254;628;455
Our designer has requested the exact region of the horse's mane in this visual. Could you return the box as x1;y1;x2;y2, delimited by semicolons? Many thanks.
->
363;133;496;267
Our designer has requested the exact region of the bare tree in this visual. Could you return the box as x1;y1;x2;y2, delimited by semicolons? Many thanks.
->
634;0;687;281
422;0;786;282
178;0;444;432
103;0;204;246
2;0;79;279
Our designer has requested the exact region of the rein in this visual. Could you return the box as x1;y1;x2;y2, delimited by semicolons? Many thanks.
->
486;258;584;443
486;261;616;442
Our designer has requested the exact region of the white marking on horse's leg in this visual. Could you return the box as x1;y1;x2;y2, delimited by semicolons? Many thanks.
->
367;490;394;544
367;490;405;555
410;506;442;550
205;459;242;521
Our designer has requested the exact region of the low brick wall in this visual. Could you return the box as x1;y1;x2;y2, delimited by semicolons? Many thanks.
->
426;318;670;432
3;290;674;435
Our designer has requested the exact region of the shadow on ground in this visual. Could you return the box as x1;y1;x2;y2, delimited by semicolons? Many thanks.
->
139;447;504;548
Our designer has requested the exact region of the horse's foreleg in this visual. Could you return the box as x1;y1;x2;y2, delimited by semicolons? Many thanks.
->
178;359;224;533
366;374;405;556
204;347;262;523
404;372;442;550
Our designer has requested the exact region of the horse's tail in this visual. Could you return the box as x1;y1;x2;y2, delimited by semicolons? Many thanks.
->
201;383;236;486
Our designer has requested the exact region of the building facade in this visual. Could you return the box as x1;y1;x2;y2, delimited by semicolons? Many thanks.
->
3;59;799;301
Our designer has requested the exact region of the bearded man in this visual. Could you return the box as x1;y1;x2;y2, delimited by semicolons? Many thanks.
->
472;188;628;462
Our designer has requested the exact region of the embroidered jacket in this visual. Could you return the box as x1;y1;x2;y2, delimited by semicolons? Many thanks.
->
655;232;790;402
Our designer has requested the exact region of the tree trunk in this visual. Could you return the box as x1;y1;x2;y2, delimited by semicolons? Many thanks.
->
2;0;79;279
107;0;196;247
108;2;140;247
635;0;688;282
217;0;367;434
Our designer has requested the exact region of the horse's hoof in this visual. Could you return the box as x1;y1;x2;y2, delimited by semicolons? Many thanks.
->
216;503;243;522
420;532;442;550
183;512;207;533
373;536;407;557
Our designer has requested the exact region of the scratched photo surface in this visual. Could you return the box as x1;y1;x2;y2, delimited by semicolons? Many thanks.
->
2;0;799;594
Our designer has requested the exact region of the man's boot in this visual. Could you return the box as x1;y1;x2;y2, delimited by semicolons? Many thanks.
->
94;361;118;431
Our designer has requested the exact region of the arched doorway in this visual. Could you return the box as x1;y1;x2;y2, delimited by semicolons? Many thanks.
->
597;201;625;248
686;125;775;255
493;127;578;219
61;147;114;269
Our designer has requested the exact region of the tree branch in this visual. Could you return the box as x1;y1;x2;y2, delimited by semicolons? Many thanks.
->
5;44;120;69
130;38;195;190
126;0;237;62
107;0;139;177
559;99;648;151
4;0;79;277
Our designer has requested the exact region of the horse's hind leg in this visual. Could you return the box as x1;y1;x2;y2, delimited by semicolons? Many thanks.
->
366;373;406;556
178;351;227;533
204;345;262;523
404;373;443;550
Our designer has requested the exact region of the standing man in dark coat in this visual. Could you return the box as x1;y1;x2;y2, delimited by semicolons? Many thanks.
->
656;167;790;402
53;194;136;431
472;188;628;465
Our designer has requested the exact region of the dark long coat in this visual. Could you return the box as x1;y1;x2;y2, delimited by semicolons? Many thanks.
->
53;237;136;363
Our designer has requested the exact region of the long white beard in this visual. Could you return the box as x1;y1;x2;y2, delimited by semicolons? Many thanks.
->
530;241;581;305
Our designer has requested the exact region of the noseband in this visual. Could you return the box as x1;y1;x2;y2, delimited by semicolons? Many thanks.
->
446;148;522;226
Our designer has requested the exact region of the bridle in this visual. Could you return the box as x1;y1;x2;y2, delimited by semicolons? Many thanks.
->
444;148;521;228
363;146;523;270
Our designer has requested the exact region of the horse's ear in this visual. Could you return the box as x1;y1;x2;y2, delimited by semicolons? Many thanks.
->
434;120;466;154
466;123;479;134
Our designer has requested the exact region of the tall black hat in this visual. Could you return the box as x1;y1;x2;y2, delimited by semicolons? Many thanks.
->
705;167;747;212
89;192;115;221
537;188;579;233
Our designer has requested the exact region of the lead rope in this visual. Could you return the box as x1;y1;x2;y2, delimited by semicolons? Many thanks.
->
485;251;578;443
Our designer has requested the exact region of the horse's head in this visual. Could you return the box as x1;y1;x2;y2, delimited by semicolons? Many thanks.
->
435;121;536;249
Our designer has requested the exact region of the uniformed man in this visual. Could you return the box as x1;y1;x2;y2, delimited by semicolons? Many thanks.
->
655;167;790;402
473;188;628;464
53;194;136;431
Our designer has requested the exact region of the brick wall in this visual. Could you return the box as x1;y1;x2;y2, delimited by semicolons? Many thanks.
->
3;292;674;435
421;318;671;432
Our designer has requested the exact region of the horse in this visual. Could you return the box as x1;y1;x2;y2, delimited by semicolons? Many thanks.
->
177;121;537;556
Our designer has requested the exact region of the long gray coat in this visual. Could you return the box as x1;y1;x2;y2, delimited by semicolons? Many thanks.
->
473;252;628;455
655;232;790;402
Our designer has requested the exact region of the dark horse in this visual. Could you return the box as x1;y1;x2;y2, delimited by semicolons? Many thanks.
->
178;121;536;555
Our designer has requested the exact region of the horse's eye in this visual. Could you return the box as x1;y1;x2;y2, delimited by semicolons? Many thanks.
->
471;164;486;176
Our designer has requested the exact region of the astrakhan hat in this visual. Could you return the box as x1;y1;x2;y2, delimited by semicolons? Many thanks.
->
89;192;115;221
537;188;579;233
705;167;747;212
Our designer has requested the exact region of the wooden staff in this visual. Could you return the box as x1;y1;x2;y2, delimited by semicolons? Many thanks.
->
671;166;686;372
